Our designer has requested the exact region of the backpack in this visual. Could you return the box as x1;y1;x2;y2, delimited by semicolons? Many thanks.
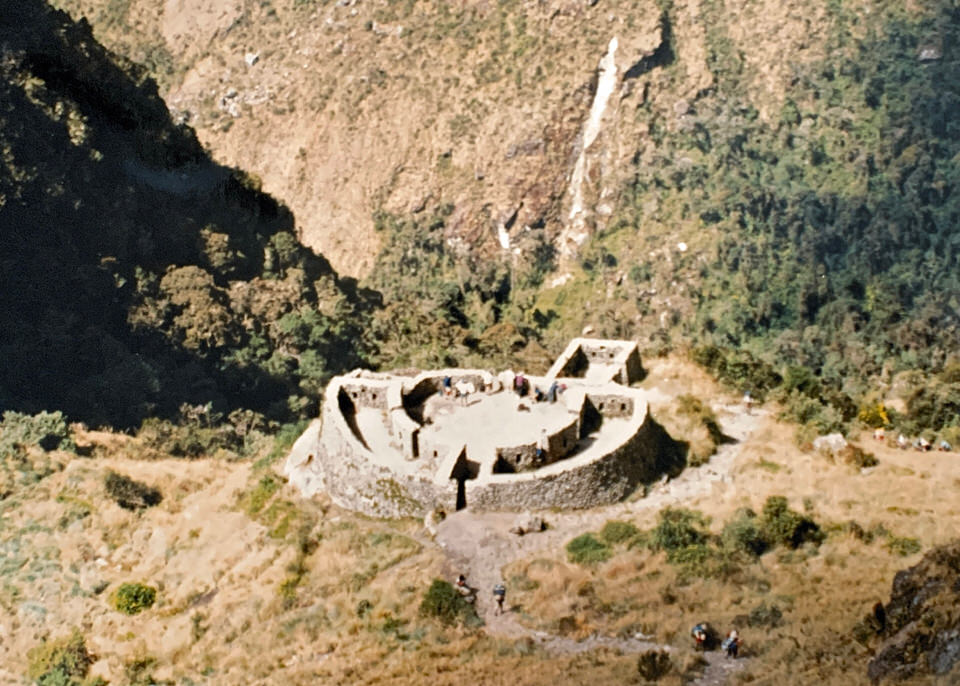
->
493;584;506;597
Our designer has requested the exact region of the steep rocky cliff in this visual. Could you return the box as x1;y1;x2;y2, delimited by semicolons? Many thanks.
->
47;0;712;274
867;541;960;682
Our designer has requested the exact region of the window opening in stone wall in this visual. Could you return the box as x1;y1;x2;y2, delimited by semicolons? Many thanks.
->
621;403;626;411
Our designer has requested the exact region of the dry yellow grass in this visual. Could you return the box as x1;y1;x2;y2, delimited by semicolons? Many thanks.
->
3;358;959;684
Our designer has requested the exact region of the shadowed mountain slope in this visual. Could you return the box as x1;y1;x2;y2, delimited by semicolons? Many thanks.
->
0;0;376;428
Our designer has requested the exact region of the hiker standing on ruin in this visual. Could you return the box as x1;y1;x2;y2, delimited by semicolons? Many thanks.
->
547;380;561;403
493;583;506;615
536;429;548;463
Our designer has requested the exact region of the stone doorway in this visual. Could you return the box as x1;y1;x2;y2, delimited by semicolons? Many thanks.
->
449;449;480;511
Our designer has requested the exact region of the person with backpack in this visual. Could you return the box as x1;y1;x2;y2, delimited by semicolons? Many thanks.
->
691;623;708;651
722;629;741;658
493;583;506;615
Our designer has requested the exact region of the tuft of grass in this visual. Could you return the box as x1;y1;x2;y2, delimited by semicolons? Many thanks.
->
886;536;921;557
637;648;673;681
241;474;280;515
756;458;782;473
566;533;612;565
600;520;640;545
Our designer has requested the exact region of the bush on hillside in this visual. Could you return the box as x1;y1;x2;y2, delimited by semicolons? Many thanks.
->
649;508;710;561
112;583;157;615
761;496;823;549
637;649;674;681
0;411;74;459
104;471;162;510
600;520;640;545
418;579;481;626
721;508;768;557
27;629;103;686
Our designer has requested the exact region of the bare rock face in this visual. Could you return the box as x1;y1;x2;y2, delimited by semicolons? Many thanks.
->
867;541;960;682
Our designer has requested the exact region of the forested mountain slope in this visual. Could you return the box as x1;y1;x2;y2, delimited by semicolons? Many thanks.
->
5;0;959;440
0;0;375;429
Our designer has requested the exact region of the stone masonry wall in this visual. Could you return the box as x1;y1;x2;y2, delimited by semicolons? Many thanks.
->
315;395;455;517
466;410;660;511
493;404;581;472
586;392;635;418
339;380;390;411
547;338;644;385
307;387;659;515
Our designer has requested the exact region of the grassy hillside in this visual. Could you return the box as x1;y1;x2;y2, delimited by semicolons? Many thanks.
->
2;357;959;685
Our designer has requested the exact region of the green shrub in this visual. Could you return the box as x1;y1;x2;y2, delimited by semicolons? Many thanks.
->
721;508;768;556
0;411;74;459
669;543;716;577
566;533;612;565
111;583;157;615
418;579;481;626
600;520;640;545
649;508;709;560
27;629;103;686
637;649;673;680
746;601;784;628
838;445;878;469
886;536;921;557
124;655;158;686
761;496;823;549
689;346;781;398
104;471;161;510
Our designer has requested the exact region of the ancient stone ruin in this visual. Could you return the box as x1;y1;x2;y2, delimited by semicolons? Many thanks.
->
285;339;677;517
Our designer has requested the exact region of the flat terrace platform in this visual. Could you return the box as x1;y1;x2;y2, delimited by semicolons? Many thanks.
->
421;391;571;463
352;385;636;481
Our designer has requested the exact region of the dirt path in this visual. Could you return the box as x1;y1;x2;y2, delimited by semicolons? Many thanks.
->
434;401;763;683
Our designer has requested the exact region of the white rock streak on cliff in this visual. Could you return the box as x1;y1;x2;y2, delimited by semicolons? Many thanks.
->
564;36;618;254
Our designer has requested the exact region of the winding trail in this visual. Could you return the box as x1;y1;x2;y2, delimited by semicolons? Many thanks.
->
434;402;764;684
